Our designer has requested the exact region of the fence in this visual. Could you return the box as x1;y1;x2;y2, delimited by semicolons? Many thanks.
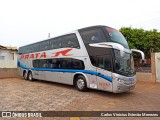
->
0;68;18;78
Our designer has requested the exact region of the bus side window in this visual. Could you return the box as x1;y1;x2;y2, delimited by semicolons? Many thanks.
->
97;55;112;71
72;59;85;70
60;58;71;69
50;37;62;49
40;40;50;51
18;47;23;54
33;60;40;68
50;59;60;69
26;45;32;53
62;34;80;48
90;56;97;66
39;60;47;68
79;28;107;44
22;46;27;54
47;59;52;68
32;43;40;52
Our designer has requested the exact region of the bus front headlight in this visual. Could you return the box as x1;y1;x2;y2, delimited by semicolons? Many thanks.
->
117;78;125;83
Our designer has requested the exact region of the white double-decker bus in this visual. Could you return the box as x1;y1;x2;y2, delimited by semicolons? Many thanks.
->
18;25;144;93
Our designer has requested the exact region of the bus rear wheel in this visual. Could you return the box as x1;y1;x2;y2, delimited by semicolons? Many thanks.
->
23;71;28;80
28;72;33;81
75;75;88;92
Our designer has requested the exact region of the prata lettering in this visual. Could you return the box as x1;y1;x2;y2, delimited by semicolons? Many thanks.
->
20;52;46;60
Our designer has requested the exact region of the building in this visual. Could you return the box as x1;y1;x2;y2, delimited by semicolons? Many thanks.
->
0;45;18;68
0;45;18;78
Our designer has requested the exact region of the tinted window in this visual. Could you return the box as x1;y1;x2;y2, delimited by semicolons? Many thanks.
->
90;56;97;66
106;27;129;49
18;47;23;54
33;59;50;68
19;46;30;54
25;45;32;53
33;60;40;68
61;58;71;69
79;28;107;44
72;59;85;70
97;55;112;71
39;59;48;68
25;46;29;53
62;34;80;48
33;59;60;68
50;37;62;49
49;59;60;68
33;58;85;70
32;43;40;52
23;47;27;54
40;40;50;51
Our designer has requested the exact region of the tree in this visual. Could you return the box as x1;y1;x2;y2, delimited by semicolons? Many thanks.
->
119;27;160;58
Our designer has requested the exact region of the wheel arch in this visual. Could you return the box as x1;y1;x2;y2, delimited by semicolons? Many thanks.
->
28;69;33;77
23;69;28;76
23;69;33;77
73;72;89;87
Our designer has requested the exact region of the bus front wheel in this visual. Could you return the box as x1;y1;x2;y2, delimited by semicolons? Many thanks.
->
75;75;88;92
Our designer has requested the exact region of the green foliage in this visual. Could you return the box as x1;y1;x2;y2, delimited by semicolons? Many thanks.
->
120;27;160;58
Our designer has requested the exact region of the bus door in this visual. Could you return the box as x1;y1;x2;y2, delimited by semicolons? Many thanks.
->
96;55;112;91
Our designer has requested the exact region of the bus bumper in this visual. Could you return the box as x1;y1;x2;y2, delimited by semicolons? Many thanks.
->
112;77;136;93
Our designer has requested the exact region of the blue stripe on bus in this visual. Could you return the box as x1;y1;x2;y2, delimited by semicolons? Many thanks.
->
18;60;112;82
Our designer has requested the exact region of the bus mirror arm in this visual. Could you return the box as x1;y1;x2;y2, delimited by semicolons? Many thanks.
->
103;42;125;57
89;42;125;57
131;49;145;60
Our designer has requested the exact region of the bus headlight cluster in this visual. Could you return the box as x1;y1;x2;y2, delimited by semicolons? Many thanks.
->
117;79;122;82
118;78;124;82
114;77;123;83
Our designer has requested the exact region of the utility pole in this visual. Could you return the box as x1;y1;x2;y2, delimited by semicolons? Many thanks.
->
48;33;50;38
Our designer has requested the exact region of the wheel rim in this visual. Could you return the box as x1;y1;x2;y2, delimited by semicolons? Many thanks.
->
24;72;27;79
29;73;32;80
77;79;85;89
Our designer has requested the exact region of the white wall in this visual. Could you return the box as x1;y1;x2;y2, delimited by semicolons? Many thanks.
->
0;49;14;60
0;49;17;68
155;52;160;81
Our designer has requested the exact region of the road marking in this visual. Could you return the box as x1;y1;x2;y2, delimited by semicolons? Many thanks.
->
70;117;80;120
108;102;115;105
93;109;100;111
102;105;109;108
92;102;116;111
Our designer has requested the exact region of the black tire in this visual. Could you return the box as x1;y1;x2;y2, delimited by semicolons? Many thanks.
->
75;75;88;92
28;71;33;81
23;71;28;80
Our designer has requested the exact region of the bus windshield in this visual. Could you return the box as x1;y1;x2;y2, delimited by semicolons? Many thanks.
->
106;27;129;49
114;49;135;76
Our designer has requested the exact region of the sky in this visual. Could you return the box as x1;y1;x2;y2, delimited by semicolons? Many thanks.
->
0;0;160;48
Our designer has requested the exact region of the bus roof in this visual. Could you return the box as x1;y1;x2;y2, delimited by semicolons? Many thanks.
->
19;25;116;48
